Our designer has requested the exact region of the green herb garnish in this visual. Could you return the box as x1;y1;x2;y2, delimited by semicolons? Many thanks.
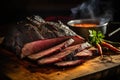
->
88;30;120;61
89;30;105;45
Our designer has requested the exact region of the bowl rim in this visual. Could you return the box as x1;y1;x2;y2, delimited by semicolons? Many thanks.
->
67;19;108;27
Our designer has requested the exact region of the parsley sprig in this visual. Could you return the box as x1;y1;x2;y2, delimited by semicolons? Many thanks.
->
89;30;105;45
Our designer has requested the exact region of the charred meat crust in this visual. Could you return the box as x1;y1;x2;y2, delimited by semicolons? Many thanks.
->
2;15;80;57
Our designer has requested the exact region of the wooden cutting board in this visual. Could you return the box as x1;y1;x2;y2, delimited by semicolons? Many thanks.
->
0;48;120;80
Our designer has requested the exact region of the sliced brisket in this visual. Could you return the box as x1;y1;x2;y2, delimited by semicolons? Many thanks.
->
55;45;96;67
75;49;93;57
22;35;84;58
55;47;98;67
75;47;98;57
28;38;75;60
21;36;72;58
37;42;91;64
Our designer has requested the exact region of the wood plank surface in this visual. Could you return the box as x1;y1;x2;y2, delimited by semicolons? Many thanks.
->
0;48;120;80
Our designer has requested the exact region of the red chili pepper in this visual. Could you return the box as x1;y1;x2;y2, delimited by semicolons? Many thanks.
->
101;41;120;53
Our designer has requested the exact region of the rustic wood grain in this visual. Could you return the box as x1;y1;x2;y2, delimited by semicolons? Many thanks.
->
0;48;120;80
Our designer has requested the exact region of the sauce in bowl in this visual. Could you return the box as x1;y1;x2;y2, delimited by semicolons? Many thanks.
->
73;23;97;27
67;19;108;39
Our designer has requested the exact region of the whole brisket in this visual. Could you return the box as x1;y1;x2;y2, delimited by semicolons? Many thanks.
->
2;15;83;57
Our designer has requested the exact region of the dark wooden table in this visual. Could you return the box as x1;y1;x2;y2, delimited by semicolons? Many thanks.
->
0;48;120;80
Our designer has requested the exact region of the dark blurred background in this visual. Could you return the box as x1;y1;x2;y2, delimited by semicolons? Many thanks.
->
0;0;119;24
0;0;86;24
0;0;119;41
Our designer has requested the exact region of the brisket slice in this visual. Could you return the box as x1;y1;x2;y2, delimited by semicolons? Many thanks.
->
21;36;70;58
37;42;91;64
55;47;98;67
22;35;84;58
54;60;84;67
37;46;79;65
28;38;75;60
62;42;92;61
75;49;93;57
75;47;98;57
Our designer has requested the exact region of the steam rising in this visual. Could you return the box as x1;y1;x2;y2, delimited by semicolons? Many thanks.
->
71;0;113;23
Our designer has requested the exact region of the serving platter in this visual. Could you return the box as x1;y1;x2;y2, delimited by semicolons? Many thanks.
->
0;48;120;80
